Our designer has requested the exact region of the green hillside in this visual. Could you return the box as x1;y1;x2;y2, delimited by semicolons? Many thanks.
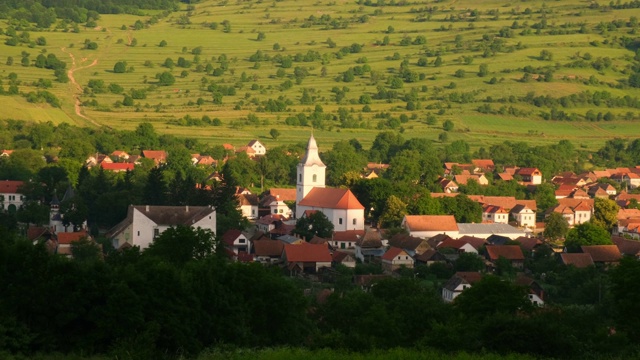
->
2;0;640;150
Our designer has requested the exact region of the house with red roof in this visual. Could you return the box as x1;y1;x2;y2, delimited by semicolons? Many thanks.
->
56;230;92;257
437;238;479;254
237;193;259;220
222;229;250;255
111;150;130;160
253;239;285;264
295;135;365;232
0;180;25;212
471;159;495;173
581;245;621;266
547;198;593;226
381;247;414;273
261;188;296;218
401;215;459;239
482;204;509;224
485;245;525;269
561;253;595;268
0;150;14;157
516;168;542;185
142;150;167;165
282;242;332;273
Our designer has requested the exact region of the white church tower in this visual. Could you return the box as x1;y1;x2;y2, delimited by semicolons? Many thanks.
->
296;135;326;216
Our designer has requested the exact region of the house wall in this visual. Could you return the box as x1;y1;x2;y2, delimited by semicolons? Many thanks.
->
514;211;536;228
250;142;266;155
528;293;544;306
574;210;591;225
409;230;460;239
483;212;508;224
0;192;24;211
240;204;258;220
131;208;159;249
270;202;293;218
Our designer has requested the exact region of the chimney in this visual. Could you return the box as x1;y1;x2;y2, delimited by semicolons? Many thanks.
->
186;205;189;212
145;205;149;212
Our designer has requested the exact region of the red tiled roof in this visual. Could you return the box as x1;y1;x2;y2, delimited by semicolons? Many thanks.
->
617;209;640;220
561;253;594;268
468;195;537;212
284;242;332;262
381;247;405;261
222;229;243;246
457;235;486;250
455;271;483;284
253;239;284;257
612;236;640;256
100;162;135;171
517;168;541;176
437;239;471;250
256;214;286;225
581;245;621;263
142;150;167;161
332;251;354;262
57;230;89;245
403;215;458;232
0;180;24;194
472;159;495;169
486;245;525;261
266;188;297;202
333;230;365;241
223;143;234;150
298;188;364;210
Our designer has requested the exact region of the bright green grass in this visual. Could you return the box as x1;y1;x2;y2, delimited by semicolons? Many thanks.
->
3;0;640;151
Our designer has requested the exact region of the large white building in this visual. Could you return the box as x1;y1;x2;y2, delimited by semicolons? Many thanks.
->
295;135;365;232
0;180;24;213
108;205;216;250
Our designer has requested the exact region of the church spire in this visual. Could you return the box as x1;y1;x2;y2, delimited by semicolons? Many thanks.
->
300;134;325;167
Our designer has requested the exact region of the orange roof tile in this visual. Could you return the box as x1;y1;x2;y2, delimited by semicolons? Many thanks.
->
486;245;525;261
142;150;167;161
403;215;459;232
57;231;88;245
100;162;135;171
284;242;332;262
298;188;364;210
381;247;406;261
581;245;621;263
0;180;24;194
561;253;594;268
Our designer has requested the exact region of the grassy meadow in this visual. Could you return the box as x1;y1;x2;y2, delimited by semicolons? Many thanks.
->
2;0;640;151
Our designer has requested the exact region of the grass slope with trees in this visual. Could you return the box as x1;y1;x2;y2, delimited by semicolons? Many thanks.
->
2;0;640;150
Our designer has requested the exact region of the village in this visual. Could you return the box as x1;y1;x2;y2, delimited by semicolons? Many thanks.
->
2;134;640;307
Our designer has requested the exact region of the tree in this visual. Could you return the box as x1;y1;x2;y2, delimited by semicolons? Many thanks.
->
611;257;640;341
323;141;367;186
379;195;408;228
156;71;175;86
564;222;612;252
592;198;619;232
146;225;216;265
113;61;127;73
454;275;533;318
478;63;489;77
443;120;454;131
455;252;485;272
535;183;557;213
159;40;167;47
293;211;334;241
270;128;280;140
256;32;266;41
544;212;569;241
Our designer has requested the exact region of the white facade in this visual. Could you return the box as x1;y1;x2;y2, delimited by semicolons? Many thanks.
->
249;140;266;156
513;208;536;228
296;135;326;211
112;206;216;250
0;192;24;212
269;200;293;218
442;283;470;303
574;209;591;225
240;203;258;220
482;211;508;224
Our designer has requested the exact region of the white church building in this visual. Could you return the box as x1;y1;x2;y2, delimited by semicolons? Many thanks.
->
295;135;365;232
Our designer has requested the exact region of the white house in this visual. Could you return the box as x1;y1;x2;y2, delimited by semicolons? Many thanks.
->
442;272;483;303
108;205;216;250
261;188;296;218
247;140;266;156
401;215;459;239
237;193;259;220
482;205;509;224
511;204;536;228
222;229;251;255
0;180;24;212
381;247;414;273
295;135;365;232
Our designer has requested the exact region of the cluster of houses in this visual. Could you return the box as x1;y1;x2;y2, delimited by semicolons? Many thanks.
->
82;139;269;173
4;136;640;306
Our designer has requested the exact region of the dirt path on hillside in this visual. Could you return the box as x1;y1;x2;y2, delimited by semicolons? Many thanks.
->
61;47;101;126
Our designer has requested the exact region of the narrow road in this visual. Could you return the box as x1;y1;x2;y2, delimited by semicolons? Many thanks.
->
61;47;100;126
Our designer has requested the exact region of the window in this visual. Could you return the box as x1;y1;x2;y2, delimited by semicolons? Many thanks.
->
312;174;317;182
273;209;278;214
279;209;283;213
239;238;245;243
137;231;140;236
154;228;159;237
339;218;343;225
252;209;255;215
352;218;356;225
299;174;302;182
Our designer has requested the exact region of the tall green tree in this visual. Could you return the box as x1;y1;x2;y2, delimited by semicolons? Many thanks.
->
564;222;612;252
592;197;619;232
544;212;569;241
293;211;334;240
